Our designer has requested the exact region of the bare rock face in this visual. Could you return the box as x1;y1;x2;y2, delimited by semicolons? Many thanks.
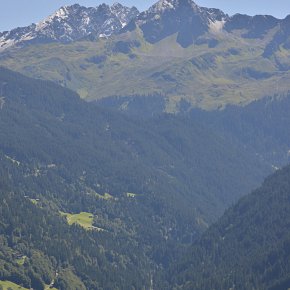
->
124;0;228;47
0;3;139;51
0;0;288;53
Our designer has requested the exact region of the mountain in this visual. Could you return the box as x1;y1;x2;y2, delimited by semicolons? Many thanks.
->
1;0;289;109
172;163;290;290
124;0;228;48
0;3;139;51
225;14;279;39
98;91;290;168
263;15;290;59
1;1;290;288
0;67;272;288
188;93;290;167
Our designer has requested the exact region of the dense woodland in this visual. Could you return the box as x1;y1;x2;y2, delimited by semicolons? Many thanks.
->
98;92;290;168
0;175;151;289
0;67;290;289
189;94;290;167
172;164;290;290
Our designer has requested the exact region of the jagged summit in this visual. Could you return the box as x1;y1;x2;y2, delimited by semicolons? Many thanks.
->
127;0;228;47
0;2;139;51
142;0;227;22
111;3;139;28
147;0;198;13
0;0;288;52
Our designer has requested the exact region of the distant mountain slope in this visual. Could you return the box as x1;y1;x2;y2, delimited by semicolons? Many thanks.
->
188;93;290;167
172;163;290;289
0;3;139;51
1;0;290;109
98;91;290;169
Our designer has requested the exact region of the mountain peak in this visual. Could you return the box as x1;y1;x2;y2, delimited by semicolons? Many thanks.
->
0;2;139;51
110;2;140;28
148;0;198;13
111;2;125;9
129;0;227;47
97;3;111;12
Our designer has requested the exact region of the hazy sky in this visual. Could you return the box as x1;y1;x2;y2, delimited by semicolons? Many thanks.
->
1;0;289;32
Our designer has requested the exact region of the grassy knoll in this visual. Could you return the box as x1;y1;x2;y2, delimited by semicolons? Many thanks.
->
61;212;93;229
45;285;58;290
0;281;29;290
126;192;137;198
95;192;114;200
60;212;104;231
29;199;39;205
15;256;26;266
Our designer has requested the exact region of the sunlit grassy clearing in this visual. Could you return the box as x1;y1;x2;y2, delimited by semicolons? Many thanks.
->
0;280;29;290
60;212;104;231
15;256;26;266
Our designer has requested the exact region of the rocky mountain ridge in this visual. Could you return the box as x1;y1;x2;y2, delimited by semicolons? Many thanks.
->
1;0;289;52
1;0;290;110
126;0;228;47
0;2;139;51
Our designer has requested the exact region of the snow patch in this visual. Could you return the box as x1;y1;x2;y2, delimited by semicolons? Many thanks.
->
0;97;5;109
157;0;175;10
209;19;226;33
5;155;20;166
99;33;108;38
149;0;175;13
272;165;280;171
0;3;139;51
0;38;16;51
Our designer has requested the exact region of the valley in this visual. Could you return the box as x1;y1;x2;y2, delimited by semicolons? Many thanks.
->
172;164;290;289
0;0;290;289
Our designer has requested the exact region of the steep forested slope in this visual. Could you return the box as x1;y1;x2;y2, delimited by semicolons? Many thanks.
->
0;67;272;288
0;66;269;225
190;93;290;167
99;92;290;168
173;164;290;290
0;173;151;290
